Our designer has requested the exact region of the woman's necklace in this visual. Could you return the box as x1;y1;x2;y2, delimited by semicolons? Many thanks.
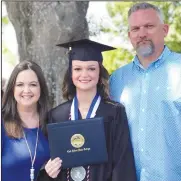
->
23;126;39;181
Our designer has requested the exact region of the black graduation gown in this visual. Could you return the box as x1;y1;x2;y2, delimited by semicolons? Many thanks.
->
37;100;137;181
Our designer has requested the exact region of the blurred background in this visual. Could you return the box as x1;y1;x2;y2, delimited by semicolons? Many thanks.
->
2;1;181;106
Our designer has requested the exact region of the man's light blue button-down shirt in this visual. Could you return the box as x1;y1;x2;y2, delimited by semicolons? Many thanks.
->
109;46;181;181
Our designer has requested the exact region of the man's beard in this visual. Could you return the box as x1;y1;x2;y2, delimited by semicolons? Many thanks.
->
136;40;155;57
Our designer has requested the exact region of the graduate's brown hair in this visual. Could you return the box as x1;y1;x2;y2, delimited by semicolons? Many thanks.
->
62;62;110;101
2;60;49;138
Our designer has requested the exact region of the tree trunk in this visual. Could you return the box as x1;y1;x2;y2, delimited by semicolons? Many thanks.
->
5;1;89;107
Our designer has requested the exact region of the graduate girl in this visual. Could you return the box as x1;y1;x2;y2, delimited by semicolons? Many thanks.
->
38;39;137;181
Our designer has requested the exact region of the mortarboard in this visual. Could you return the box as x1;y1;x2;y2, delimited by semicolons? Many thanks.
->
57;39;116;64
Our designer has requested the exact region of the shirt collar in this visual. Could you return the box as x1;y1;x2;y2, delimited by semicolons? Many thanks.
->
133;45;171;70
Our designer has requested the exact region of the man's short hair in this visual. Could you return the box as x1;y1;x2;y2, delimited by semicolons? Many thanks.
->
128;2;164;23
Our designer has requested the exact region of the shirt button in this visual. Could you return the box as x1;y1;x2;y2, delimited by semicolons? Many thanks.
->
142;168;145;172
143;90;146;94
142;108;145;112
141;148;144;152
141;128;144;131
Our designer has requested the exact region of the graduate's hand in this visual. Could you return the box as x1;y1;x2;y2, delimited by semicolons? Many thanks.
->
45;157;62;178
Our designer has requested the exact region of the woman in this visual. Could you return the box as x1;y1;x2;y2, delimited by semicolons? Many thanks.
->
2;61;50;181
38;39;137;181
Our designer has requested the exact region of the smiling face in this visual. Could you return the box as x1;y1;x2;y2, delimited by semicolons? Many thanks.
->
128;8;169;58
14;69;41;109
72;60;100;93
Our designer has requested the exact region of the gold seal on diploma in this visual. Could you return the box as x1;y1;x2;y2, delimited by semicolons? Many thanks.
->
71;134;85;148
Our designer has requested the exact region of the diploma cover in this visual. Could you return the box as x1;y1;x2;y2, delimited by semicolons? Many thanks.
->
47;117;108;168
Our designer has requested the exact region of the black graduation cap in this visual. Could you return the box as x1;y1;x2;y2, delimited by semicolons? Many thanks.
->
57;39;116;64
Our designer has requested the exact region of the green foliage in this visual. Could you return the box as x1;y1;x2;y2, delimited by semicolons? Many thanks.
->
2;16;9;25
2;42;17;66
102;1;181;74
2;2;9;28
103;48;134;74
